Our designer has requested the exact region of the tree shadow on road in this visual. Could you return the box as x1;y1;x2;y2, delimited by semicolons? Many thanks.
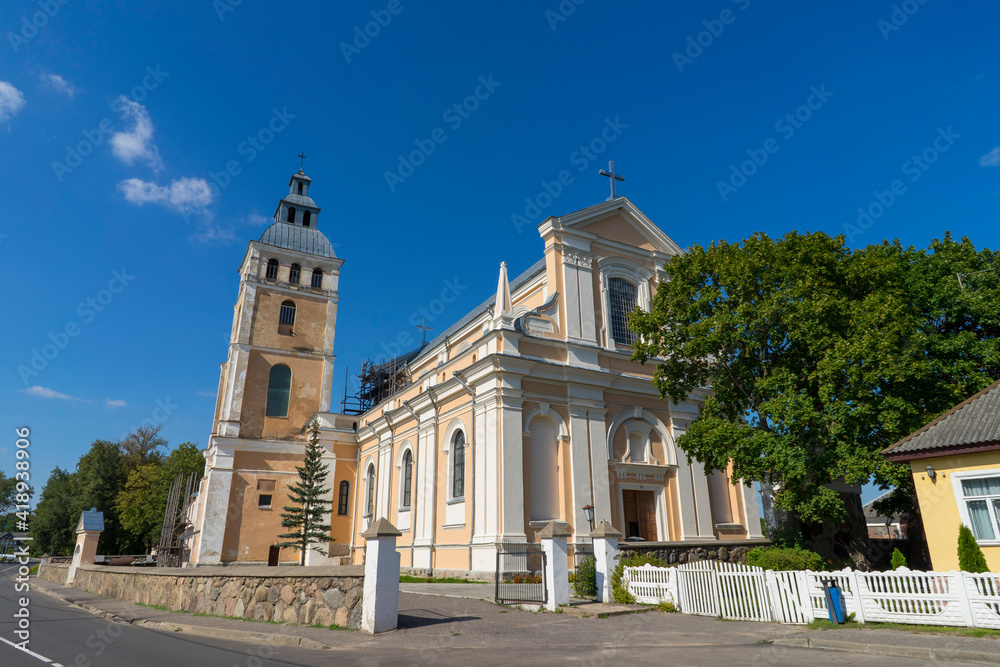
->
397;608;481;629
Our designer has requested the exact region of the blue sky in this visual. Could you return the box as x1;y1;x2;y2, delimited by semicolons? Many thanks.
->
2;1;998;504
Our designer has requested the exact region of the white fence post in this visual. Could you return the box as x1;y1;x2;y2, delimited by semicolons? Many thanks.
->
847;570;866;624
539;521;571;611
590;521;621;603
955;571;977;628
361;518;401;634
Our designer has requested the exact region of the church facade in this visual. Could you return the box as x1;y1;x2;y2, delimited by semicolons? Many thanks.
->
190;167;763;573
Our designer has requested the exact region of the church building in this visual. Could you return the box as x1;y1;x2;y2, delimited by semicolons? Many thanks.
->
189;164;764;574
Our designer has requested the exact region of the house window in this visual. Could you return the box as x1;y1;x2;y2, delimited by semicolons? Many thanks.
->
365;464;375;516
266;259;279;280
311;268;323;288
401;450;413;509
303;210;311;227
258;494;272;509
338;480;350;516
266;365;291;417
452;431;465;499
289;264;301;284
608;277;639;346
287;206;296;223
961;476;1000;541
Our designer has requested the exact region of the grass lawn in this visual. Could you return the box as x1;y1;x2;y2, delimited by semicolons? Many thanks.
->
807;618;1000;639
399;575;487;584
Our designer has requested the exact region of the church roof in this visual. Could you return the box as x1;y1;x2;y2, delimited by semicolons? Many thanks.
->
281;193;319;209
258;222;338;258
410;257;546;366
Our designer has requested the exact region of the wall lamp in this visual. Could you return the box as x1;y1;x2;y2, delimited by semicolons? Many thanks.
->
925;465;937;481
582;504;595;531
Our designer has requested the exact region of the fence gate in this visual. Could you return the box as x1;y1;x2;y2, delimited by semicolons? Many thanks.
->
495;541;547;606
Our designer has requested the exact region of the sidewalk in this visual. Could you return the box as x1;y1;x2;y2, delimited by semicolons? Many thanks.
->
28;575;1000;663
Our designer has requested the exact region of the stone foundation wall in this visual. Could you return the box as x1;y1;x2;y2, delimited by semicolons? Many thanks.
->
619;539;770;565
38;562;70;585
43;564;365;629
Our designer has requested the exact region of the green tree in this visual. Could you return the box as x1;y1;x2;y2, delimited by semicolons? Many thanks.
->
276;420;332;565
119;424;167;474
890;548;907;570
116;464;166;553
73;440;129;553
957;525;990;573
630;232;1000;536
0;471;17;516
31;468;78;556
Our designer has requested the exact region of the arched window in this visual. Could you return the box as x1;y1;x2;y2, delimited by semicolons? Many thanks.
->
401;450;413;509
338;480;350;516
528;416;560;522
289;263;301;284
265;365;291;417
608;277;639;346
451;431;465;499
302;210;311;227
297;182;303;194
311;268;323;288
279;300;295;335
365;464;375;516
286;206;296;223
265;259;279;280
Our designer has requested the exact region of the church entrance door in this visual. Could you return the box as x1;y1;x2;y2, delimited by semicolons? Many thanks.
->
622;489;658;541
268;545;280;566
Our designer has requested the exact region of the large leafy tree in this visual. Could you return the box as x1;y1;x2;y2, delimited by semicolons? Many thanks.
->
116;464;166;553
630;231;1000;533
31;468;78;555
277;420;333;565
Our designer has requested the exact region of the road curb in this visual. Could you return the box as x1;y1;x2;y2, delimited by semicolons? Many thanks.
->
772;636;1000;664
30;582;329;650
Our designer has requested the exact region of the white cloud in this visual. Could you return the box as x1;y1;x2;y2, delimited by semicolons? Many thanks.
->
118;176;215;212
22;386;86;401
43;73;80;98
980;147;1000;167
0;81;26;122
190;220;237;244
110;97;162;170
105;399;128;409
243;212;270;226
196;390;216;398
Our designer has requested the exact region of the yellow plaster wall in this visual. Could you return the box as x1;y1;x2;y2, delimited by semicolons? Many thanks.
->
240;351;325;440
910;451;1000;572
250;288;330;352
580;215;657;251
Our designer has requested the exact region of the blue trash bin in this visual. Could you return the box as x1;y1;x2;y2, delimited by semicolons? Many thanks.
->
823;578;847;624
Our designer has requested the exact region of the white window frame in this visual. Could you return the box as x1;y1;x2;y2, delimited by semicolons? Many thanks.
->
952;468;1000;546
443;420;467;503
397;442;415;511
597;257;652;349
363;461;376;519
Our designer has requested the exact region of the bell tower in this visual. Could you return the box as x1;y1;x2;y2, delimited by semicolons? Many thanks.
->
193;164;349;565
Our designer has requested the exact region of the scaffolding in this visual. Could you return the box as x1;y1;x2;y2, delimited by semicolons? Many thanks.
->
157;473;198;567
340;355;414;415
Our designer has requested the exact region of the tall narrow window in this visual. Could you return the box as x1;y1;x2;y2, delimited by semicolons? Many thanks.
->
279;300;296;325
311;268;323;288
297;182;303;194
266;259;279;280
402;450;413;509
608;277;639;346
452;431;465;499
265;365;291;417
338;480;350;516
289;263;301;284
286;206;296;223
302;210;311;227
365;464;375;516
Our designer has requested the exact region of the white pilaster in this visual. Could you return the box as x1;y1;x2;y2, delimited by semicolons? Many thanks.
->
742;480;765;539
195;444;236;564
568;408;594;542
690;459;716;538
500;396;525;538
588;411;612;524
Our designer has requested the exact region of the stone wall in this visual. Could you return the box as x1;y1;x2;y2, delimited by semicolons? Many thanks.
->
619;539;770;565
38;562;70;585
40;564;365;629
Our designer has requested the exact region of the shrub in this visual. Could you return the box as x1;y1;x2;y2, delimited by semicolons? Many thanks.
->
573;556;597;598
958;524;990;573
611;552;667;604
746;546;824;571
890;548;907;570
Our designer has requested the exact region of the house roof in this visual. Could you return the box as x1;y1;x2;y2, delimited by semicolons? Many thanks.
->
258;222;337;258
884;379;1000;460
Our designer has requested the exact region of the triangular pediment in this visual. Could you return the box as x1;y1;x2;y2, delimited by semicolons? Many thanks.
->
546;198;684;256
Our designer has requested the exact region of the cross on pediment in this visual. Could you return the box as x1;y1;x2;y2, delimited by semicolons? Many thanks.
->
599;161;624;201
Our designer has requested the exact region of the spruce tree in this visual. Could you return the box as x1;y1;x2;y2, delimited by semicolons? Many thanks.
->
957;524;990;573
890;547;907;570
276;419;333;565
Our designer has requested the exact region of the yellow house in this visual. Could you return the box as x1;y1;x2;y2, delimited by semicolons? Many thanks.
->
884;379;1000;572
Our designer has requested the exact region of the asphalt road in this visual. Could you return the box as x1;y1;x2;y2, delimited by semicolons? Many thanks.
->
0;564;979;666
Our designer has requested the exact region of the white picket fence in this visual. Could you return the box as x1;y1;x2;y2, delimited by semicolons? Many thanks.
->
622;560;1000;630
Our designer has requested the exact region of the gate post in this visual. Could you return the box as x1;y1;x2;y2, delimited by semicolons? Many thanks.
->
67;507;104;586
590;521;621;603
540;521;571;611
361;518;402;634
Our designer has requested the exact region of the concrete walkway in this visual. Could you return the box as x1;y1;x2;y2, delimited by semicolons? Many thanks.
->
25;575;1000;665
